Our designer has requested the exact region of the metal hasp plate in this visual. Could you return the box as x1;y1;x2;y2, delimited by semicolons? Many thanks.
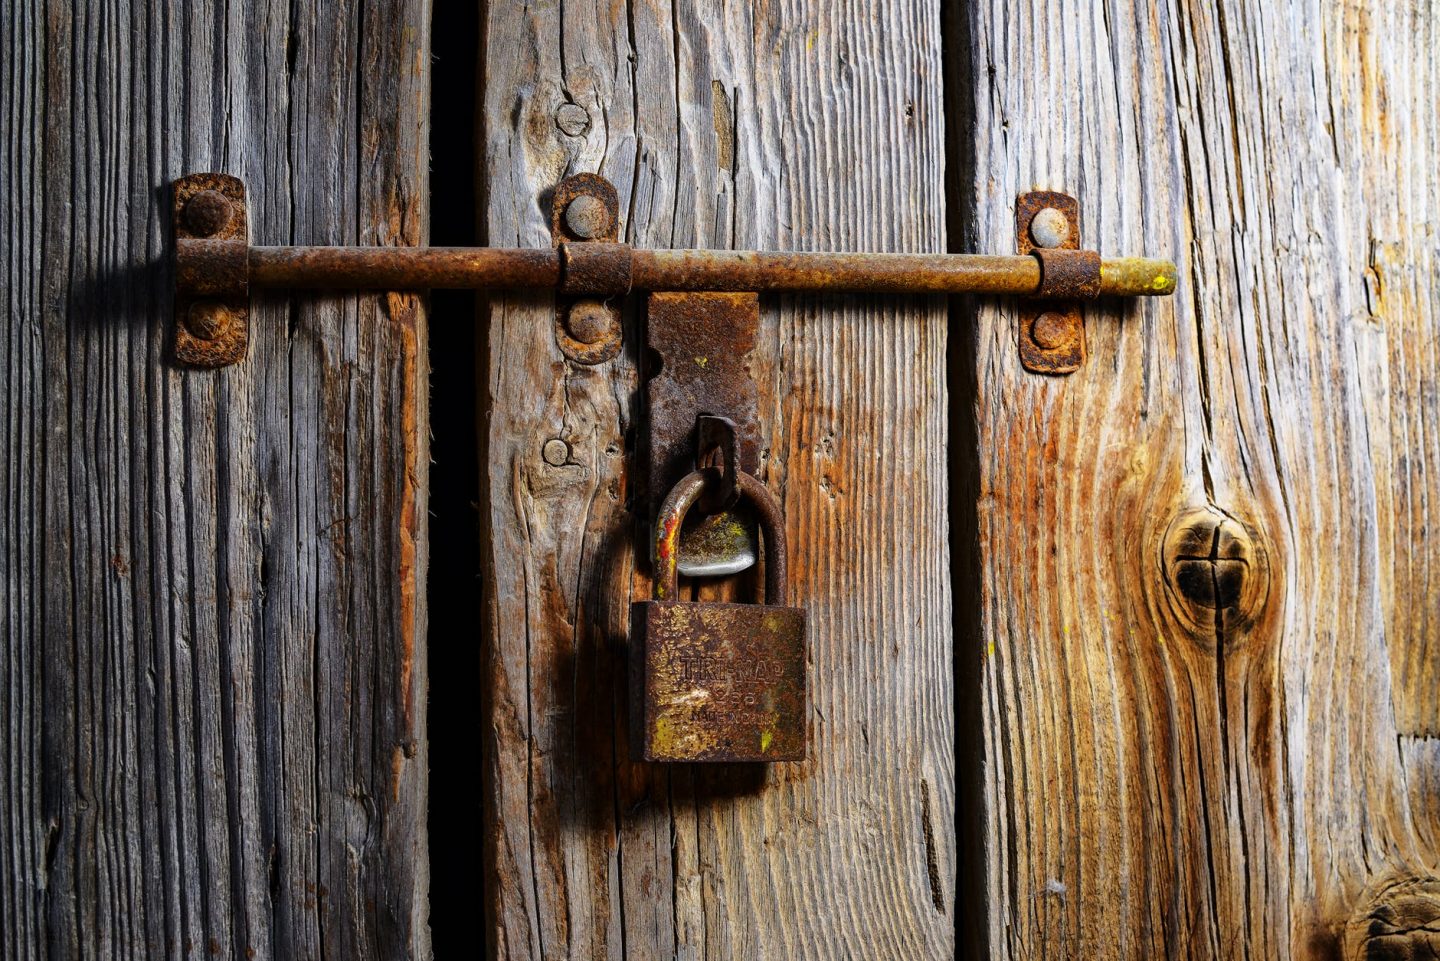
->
646;291;762;576
173;174;249;368
632;470;807;762
1016;191;1100;374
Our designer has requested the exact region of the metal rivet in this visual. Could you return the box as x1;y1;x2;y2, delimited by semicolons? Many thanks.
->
1030;312;1073;350
183;189;234;237
565;299;614;345
554;102;590;137
1029;207;1071;249
564;195;611;240
542;438;570;466
186;300;233;340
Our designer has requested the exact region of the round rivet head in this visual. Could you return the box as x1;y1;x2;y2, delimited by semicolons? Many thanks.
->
564;194;612;240
183;189;234;237
542;438;570;466
554;102;590;137
1029;207;1071;248
1030;312;1074;350
185;300;233;341
565;299;614;345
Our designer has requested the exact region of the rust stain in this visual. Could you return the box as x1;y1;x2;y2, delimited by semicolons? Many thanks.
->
655;512;682;600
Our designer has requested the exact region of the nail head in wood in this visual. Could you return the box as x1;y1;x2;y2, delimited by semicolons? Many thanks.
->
554;102;591;137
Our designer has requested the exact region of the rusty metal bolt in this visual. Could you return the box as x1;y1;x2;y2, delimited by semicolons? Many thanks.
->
183;189;234;237
1030;311;1074;350
554;102;590;137
564;194;612;240
185;300;233;341
1029;207;1071;249
565;299;614;345
541;438;570;466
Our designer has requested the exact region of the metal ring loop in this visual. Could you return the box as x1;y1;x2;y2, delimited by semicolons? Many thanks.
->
654;471;786;603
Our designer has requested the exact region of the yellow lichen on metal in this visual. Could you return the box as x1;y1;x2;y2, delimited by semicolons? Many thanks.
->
1099;257;1177;296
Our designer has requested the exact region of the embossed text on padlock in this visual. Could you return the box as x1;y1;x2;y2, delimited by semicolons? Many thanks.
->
630;470;807;762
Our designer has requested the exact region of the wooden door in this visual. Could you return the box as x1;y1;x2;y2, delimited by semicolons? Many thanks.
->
9;1;1439;959
1;3;431;958
477;2;956;959
959;1;1440;958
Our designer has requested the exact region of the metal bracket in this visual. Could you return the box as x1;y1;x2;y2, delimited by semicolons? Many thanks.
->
1016;191;1100;375
173;174;249;368
551;174;624;365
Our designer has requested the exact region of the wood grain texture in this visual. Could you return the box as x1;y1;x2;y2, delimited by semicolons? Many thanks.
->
952;0;1440;957
0;2;431;958
478;1;955;957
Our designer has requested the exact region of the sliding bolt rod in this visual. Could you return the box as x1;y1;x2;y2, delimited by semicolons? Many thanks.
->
215;242;1176;298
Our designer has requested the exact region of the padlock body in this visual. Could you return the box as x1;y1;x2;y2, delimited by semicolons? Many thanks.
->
630;600;806;762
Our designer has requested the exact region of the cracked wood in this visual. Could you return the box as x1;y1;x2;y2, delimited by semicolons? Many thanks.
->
0;2;431;958
954;0;1440;956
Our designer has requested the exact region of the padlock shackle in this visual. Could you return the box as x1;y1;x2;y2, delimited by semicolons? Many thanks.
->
654;470;787;603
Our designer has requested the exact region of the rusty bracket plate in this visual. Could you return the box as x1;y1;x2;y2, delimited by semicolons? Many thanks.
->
551;173;624;365
1016;191;1098;375
646;291;762;576
173;174;249;368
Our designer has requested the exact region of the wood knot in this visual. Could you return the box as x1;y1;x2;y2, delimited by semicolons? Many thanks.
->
1161;506;1268;638
1345;875;1440;961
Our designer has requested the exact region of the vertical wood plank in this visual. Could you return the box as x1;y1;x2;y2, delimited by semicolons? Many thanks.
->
479;1;955;957
0;1;431;957
952;0;1440;957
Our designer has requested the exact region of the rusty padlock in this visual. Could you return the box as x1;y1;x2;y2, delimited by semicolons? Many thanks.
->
631;469;807;762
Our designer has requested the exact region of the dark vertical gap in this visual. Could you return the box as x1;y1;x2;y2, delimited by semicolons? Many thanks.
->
426;0;481;953
942;2;989;959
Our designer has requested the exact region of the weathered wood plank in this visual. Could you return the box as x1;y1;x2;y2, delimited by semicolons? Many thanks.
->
479;1;955;957
954;0;1440;956
0;2;430;957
